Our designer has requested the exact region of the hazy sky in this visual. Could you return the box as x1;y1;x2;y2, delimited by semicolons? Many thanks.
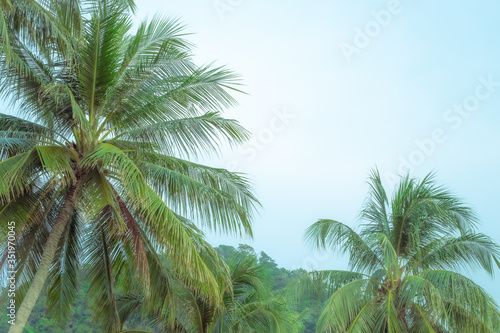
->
135;0;500;300
3;0;500;301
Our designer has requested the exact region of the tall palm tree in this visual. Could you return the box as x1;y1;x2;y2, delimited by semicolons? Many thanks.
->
119;251;301;332
297;170;500;332
0;0;258;331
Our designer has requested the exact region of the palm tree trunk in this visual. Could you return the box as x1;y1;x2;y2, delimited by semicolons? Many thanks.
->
9;179;84;333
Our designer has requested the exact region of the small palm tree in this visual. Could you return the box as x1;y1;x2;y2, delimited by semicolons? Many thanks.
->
0;1;258;332
120;251;301;332
298;170;500;332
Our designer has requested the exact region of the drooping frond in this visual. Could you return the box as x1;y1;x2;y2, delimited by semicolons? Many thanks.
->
415;270;499;331
406;232;500;276
288;270;370;307
304;219;380;273
134;152;258;235
111;111;249;158
46;209;82;324
83;207;122;332
316;278;378;333
0;182;66;305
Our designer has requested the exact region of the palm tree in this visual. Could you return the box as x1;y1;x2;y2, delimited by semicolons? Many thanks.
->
119;251;301;332
297;170;500;332
0;0;258;331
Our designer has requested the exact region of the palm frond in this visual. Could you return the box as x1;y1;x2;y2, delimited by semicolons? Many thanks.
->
406;232;500;276
134;153;258;236
304;219;380;273
111;111;249;158
46;209;82;324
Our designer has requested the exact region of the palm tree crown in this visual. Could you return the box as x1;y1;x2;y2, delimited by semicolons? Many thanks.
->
300;170;500;332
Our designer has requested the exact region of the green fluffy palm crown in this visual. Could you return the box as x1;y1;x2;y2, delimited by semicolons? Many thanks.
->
118;250;302;332
296;170;500;332
0;0;258;331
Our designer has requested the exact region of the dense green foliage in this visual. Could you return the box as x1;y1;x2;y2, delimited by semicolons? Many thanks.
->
215;245;322;332
1;245;321;332
1;279;103;332
116;247;302;332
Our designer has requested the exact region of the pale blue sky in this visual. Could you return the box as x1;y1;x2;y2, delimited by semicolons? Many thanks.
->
2;0;500;301
135;0;500;300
